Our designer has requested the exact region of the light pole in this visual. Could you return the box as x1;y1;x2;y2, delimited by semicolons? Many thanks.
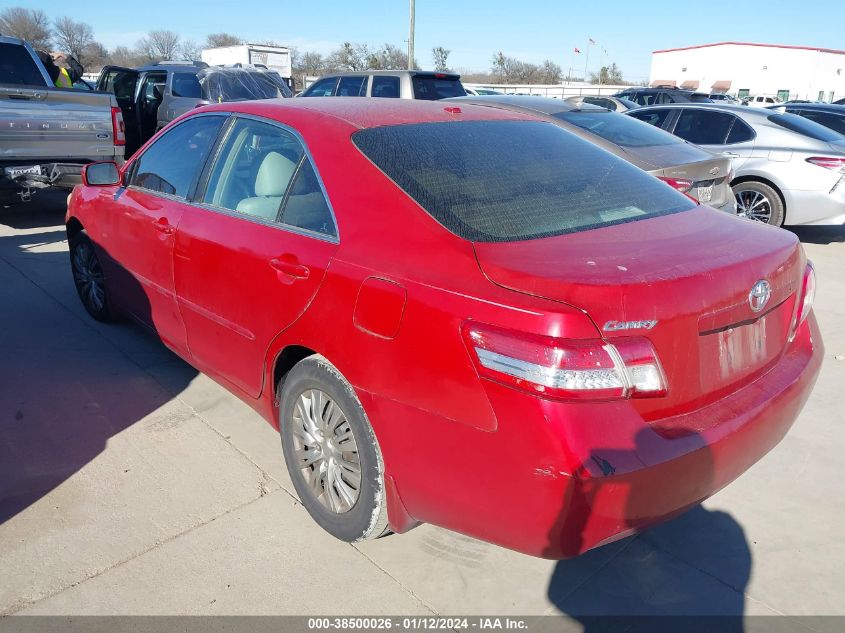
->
408;0;415;70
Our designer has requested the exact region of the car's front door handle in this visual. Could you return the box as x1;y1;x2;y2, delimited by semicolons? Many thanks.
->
153;217;175;235
269;256;310;281
721;151;740;157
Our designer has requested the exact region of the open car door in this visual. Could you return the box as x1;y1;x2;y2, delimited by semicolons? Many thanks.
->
96;65;141;156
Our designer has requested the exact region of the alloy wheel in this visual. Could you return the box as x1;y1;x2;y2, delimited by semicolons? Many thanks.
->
292;389;362;513
72;241;105;313
735;189;772;223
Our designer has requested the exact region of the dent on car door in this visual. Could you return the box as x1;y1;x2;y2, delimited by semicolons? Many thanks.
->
174;116;339;398
105;114;228;354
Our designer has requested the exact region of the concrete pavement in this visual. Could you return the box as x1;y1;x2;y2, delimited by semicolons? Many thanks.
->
1;193;844;618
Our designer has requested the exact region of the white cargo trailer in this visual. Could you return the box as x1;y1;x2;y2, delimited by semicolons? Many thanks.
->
201;44;292;83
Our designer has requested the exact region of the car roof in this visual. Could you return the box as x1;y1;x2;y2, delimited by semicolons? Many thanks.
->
318;70;460;78
447;94;605;115
194;96;532;130
631;102;769;116
781;103;845;113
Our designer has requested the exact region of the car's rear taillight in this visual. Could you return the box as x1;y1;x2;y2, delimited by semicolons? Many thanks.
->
806;157;845;173
790;262;817;340
658;176;694;193
111;106;126;146
462;322;667;401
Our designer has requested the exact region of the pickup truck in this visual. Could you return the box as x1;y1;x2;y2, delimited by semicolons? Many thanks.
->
0;36;125;205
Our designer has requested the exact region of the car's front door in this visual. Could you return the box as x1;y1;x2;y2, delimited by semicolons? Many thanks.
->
103;114;228;355
175;116;339;397
97;65;141;155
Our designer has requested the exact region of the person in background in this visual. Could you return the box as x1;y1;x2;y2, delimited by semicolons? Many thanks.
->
35;51;82;88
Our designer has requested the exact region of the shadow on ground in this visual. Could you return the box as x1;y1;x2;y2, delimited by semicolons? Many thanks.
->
788;225;845;245
0;202;198;525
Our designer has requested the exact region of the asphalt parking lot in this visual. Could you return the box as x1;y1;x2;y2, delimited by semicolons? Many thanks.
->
1;192;844;620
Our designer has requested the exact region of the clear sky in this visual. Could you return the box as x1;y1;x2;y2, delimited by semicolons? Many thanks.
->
22;0;845;82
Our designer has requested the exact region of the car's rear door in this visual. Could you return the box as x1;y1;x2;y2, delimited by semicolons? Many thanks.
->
97;65;141;155
174;116;339;397
102;113;228;355
668;108;755;170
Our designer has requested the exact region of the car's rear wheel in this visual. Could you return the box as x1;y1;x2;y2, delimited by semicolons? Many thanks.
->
69;230;116;322
279;355;389;542
734;181;784;226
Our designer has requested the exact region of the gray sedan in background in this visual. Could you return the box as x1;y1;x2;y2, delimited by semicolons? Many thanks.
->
628;103;845;226
449;95;736;213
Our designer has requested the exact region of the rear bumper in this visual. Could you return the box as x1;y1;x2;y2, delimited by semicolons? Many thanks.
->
367;315;822;558
782;185;845;225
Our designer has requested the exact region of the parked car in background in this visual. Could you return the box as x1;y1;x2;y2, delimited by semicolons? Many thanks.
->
615;86;712;106
464;87;504;96
564;94;639;112
451;95;735;212
0;35;124;205
66;98;821;558
746;95;783;108
628;103;845;226
300;70;466;100
770;103;845;135
709;93;740;104
97;61;208;157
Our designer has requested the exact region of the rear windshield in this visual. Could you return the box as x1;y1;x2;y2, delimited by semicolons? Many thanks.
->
768;113;844;142
0;43;46;86
690;93;713;103
412;75;466;100
554;111;680;147
353;120;694;242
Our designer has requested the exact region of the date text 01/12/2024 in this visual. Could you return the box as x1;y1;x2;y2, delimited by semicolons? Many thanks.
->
307;617;528;630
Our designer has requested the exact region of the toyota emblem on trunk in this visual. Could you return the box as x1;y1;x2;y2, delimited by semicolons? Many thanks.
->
748;280;771;312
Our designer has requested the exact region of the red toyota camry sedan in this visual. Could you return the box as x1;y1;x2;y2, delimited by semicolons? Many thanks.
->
66;98;822;558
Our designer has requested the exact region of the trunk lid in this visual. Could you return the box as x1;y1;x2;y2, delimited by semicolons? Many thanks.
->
474;208;804;419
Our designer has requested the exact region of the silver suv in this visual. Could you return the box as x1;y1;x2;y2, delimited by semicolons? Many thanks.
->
300;70;466;100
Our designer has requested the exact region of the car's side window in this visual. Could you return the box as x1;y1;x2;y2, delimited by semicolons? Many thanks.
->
372;76;400;98
130;115;225;198
629;109;671;129
202;118;304;221
304;77;337;97
584;97;614;110
726;118;755;144
280;159;337;237
337;76;367;96
673;109;734;145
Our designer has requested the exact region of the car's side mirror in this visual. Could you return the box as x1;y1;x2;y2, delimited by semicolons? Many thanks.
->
83;162;121;186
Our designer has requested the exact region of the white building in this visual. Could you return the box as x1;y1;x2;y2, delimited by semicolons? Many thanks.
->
649;42;845;102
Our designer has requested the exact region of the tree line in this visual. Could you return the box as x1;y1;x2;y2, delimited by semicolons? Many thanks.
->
1;6;627;86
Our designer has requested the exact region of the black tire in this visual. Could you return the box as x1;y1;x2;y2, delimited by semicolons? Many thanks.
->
69;230;117;322
733;180;785;227
279;355;389;542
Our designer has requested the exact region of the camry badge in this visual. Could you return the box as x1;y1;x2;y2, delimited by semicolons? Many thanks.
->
748;280;771;313
603;320;658;331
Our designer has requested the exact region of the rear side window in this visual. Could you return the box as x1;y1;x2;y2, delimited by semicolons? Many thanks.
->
131;116;225;198
0;44;45;85
172;73;201;98
281;160;336;237
768;113;844;142
674;109;735;144
726;118;755;143
412;75;466;100
353;120;693;242
372;76;400;98
337;76;367;96
628;108;672;129
303;77;337;97
555;111;680;147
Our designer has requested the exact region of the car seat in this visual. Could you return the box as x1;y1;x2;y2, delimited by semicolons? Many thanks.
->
236;151;298;220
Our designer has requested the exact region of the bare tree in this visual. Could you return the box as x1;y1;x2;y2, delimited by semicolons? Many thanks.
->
205;32;242;49
589;62;624;85
432;46;450;72
0;7;52;50
136;29;180;61
491;52;562;84
537;59;562;84
329;42;370;71
109;45;145;68
53;16;93;62
179;39;201;61
82;41;109;71
368;44;410;70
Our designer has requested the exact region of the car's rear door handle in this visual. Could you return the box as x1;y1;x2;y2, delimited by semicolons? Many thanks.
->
721;151;740;157
269;256;310;281
153;217;175;235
